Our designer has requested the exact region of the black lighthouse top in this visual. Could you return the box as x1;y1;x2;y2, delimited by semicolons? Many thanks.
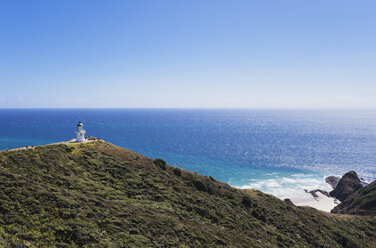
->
77;121;83;127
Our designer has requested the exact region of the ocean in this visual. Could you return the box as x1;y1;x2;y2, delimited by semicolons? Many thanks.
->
1;109;375;201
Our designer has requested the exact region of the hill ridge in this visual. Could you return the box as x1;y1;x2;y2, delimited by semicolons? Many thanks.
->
0;141;375;247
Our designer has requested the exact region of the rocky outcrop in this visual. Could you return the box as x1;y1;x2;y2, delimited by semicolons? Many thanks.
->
331;180;376;215
329;171;362;202
325;176;341;189
307;189;330;198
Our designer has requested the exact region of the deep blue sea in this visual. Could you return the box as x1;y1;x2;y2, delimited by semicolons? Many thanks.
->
1;109;376;200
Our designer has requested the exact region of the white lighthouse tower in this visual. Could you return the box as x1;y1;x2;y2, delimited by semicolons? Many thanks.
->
75;121;86;142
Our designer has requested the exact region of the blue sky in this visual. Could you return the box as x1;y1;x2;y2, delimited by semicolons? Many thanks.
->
0;0;375;108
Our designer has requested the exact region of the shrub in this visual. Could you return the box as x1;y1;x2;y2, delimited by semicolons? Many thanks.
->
154;159;167;170
64;146;74;153
242;195;252;207
173;168;182;176
251;209;267;222
284;198;294;206
251;209;260;218
193;179;207;192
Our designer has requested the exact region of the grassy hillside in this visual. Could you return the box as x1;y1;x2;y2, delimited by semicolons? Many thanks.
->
0;141;376;247
332;180;376;216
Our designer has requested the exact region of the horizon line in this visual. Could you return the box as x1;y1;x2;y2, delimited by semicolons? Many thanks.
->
1;107;376;110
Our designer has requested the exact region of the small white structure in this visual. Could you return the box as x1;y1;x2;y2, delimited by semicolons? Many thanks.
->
75;121;86;142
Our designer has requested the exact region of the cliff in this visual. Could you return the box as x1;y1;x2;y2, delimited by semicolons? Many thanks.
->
0;141;376;247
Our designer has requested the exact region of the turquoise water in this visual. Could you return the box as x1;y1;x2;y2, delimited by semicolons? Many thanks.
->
1;109;375;200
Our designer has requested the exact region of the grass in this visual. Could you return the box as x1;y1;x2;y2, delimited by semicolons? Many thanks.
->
0;140;375;247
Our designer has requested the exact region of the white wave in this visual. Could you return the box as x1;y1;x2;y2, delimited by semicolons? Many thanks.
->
236;174;333;202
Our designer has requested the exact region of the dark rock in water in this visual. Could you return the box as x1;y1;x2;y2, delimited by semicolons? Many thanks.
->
325;176;341;189
308;189;330;198
329;171;362;202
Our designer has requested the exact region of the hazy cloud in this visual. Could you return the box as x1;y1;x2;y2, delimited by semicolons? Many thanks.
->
57;97;74;103
250;96;376;109
57;97;91;104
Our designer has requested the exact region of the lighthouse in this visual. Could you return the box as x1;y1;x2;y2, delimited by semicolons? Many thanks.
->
75;121;86;142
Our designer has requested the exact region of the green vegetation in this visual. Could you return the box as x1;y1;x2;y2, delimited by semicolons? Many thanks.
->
242;195;252;207
172;167;182;176
153;158;166;170
0;141;375;247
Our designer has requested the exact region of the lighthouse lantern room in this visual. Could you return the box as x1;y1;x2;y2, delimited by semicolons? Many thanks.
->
75;121;86;142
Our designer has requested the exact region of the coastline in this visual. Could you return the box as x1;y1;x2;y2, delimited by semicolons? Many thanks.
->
236;173;338;212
